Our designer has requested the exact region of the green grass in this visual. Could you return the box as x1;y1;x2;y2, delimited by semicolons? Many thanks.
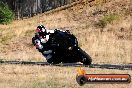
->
103;14;118;23
95;14;119;28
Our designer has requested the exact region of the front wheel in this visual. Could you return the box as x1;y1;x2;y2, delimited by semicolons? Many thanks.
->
47;57;61;64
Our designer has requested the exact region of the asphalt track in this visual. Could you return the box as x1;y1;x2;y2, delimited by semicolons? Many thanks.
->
0;60;132;70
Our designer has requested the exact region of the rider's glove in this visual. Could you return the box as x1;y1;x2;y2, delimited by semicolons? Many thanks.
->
36;44;43;50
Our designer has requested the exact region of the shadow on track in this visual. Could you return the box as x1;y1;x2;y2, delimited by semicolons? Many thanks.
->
0;60;132;70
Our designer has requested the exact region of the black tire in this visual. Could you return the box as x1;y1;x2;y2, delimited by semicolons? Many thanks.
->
82;56;92;65
77;47;92;65
76;75;87;86
47;58;54;64
47;58;61;64
47;58;60;64
52;60;60;64
47;56;61;64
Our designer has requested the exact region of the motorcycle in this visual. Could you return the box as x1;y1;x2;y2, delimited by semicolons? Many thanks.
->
32;29;92;65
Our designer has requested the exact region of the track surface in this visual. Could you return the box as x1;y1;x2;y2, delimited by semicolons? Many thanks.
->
0;60;132;70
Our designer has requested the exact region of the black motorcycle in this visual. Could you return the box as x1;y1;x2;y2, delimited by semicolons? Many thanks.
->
32;29;92;65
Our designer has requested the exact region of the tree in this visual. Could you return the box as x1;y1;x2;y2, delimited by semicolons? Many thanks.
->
0;1;14;24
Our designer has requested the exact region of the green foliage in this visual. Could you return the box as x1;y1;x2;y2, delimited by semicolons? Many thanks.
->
0;2;14;24
103;14;118;24
95;14;118;28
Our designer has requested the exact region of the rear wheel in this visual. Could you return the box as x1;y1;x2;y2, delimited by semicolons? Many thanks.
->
77;48;92;65
47;57;53;63
52;60;60;64
47;57;61;64
81;56;92;65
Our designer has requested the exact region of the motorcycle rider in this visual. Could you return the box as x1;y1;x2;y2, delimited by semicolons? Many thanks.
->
32;25;92;65
32;25;69;50
32;24;76;64
32;25;54;63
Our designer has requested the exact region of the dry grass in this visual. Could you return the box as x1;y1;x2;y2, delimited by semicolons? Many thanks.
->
0;0;131;87
0;64;131;88
0;0;131;63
